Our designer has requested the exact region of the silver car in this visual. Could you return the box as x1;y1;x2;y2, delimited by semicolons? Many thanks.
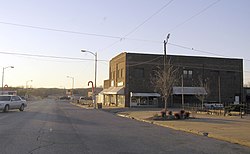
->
0;95;27;112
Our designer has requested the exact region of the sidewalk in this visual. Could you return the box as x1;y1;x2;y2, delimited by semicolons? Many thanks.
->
70;102;250;147
115;109;250;147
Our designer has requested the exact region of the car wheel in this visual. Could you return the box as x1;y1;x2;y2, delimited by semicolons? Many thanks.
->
19;104;24;111
4;105;9;112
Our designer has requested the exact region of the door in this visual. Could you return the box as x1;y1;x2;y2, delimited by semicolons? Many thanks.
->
10;96;22;109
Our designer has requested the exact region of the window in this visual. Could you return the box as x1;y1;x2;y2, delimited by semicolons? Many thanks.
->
112;71;115;79
0;96;11;101
121;68;124;78
188;70;192;78
183;70;188;78
117;69;120;78
12;96;21;101
183;70;192;79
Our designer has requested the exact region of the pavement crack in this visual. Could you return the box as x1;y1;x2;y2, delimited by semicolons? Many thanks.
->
28;142;55;154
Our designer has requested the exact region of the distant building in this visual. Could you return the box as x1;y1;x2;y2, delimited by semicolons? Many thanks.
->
0;91;17;95
100;52;243;108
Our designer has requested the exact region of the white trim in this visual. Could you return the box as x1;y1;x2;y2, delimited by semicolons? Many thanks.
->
130;92;161;97
173;87;207;95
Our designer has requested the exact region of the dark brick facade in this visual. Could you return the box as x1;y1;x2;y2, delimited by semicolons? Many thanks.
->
106;52;243;107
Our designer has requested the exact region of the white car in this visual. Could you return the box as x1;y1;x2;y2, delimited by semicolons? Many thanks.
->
0;95;27;112
203;103;224;109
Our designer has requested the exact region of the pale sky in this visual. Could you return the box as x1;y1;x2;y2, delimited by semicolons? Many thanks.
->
0;0;250;89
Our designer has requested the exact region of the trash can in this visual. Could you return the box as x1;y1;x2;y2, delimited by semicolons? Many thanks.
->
97;103;102;109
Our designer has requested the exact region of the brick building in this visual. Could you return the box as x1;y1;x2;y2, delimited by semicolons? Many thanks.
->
100;52;243;108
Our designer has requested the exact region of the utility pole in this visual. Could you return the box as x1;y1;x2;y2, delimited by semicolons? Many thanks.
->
164;34;170;71
163;34;170;110
218;72;221;103
182;73;184;110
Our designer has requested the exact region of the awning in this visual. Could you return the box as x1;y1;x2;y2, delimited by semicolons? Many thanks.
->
130;92;161;97
99;88;109;94
102;87;124;95
173;87;207;95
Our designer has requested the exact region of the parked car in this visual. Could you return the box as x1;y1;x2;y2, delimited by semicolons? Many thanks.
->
203;103;224;110
78;96;90;105
0;95;27;112
224;104;247;113
59;96;71;100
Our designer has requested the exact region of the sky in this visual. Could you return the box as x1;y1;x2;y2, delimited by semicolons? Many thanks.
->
0;0;250;89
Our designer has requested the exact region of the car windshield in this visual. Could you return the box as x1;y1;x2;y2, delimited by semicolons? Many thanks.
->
0;96;11;101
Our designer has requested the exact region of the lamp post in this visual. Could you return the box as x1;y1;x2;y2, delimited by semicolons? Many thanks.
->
81;49;97;108
26;80;33;89
67;76;74;96
1;66;14;94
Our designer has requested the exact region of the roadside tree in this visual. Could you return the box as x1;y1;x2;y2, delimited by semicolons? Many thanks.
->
151;60;177;111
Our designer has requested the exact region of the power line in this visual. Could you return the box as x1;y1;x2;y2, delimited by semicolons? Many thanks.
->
168;43;250;62
127;56;162;67
0;20;163;44
102;0;175;50
169;43;224;57
0;21;121;40
128;60;246;73
1;50;250;75
123;0;175;38
0;51;109;62
168;0;221;32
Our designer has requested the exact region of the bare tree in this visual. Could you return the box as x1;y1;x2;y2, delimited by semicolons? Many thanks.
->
151;60;177;111
195;77;210;109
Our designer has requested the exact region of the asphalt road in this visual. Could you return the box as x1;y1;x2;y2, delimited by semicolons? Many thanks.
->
0;99;249;154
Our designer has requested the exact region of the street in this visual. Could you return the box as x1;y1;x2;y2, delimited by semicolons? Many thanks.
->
0;99;249;154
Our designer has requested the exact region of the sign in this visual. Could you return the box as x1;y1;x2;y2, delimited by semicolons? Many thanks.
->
234;96;240;104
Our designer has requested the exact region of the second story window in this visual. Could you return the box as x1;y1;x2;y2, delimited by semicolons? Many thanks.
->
188;70;192;78
121;68;124;78
183;70;192;79
183;70;188;78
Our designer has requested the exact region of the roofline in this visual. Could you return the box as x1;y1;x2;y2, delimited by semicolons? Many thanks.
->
124;51;243;61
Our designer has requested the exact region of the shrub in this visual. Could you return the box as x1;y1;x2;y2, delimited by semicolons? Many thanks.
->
184;112;190;118
174;113;180;119
180;110;186;119
180;110;185;115
168;111;173;115
161;109;167;117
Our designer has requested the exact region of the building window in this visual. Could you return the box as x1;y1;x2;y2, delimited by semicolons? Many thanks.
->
121;68;124;78
183;70;192;79
183;70;188;78
117;69;120;78
188;70;192;78
113;71;115;79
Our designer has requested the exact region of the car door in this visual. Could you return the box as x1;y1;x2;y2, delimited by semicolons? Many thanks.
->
10;96;22;109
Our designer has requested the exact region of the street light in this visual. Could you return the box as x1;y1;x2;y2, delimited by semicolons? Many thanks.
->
1;66;14;94
26;80;33;89
81;49;97;108
67;76;74;96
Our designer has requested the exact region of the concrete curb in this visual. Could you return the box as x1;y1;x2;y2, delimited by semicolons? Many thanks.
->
116;113;250;147
70;103;250;147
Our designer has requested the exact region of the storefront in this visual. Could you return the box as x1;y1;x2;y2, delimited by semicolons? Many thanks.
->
99;87;125;107
130;92;160;107
172;87;207;107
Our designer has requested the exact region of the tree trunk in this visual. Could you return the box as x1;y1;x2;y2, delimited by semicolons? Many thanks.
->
164;98;167;111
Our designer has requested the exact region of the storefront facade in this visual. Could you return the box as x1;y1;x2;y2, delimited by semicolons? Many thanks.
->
101;52;243;108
